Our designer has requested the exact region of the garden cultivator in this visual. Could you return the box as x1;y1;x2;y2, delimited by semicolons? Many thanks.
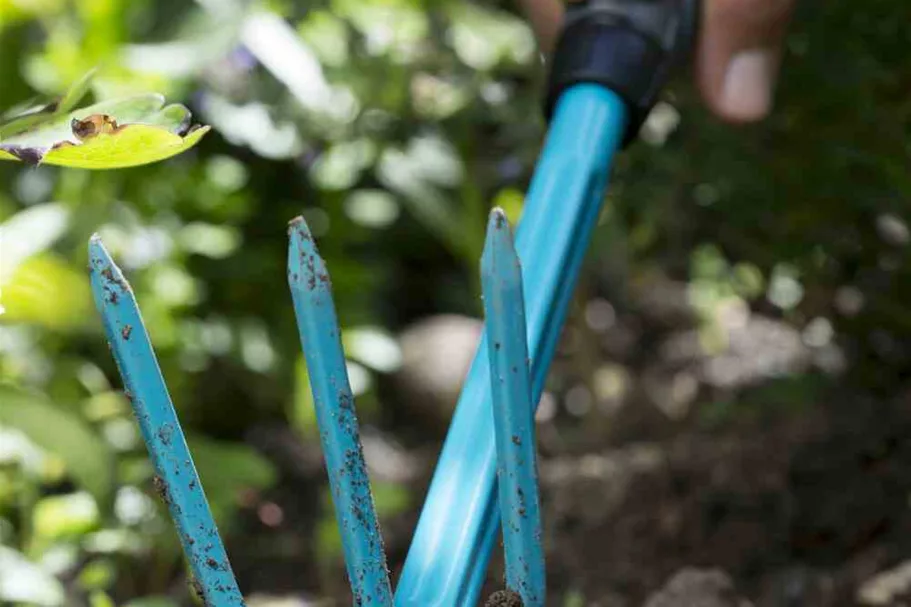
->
90;1;697;604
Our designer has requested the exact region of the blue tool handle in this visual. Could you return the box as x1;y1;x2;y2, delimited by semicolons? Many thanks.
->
395;84;629;607
396;5;701;602
544;0;700;145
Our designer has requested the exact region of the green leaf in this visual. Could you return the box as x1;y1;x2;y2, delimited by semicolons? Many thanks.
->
58;68;97;113
0;67;94;139
34;124;210;169
0;252;93;329
0;546;66;606
143;103;193;134
1;94;165;150
0;99;59;140
79;558;117;591
445;2;535;70
372;481;410;518
0;385;115;509
0;87;210;169
33;491;100;543
88;591;116;607
0;203;71;283
0;0;66;29
315;514;343;561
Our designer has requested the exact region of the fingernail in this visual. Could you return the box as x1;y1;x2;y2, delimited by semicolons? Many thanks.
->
722;49;774;120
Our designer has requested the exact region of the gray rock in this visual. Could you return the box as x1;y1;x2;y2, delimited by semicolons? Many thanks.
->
857;560;911;606
394;314;482;426
644;569;752;607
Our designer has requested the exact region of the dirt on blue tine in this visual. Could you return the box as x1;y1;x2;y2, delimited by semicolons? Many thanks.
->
481;209;545;607
287;216;394;607
89;235;245;607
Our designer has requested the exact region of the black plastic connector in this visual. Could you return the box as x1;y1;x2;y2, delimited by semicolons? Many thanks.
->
544;0;699;147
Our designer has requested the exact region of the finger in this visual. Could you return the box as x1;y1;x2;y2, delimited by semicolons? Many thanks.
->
515;0;564;54
696;0;796;122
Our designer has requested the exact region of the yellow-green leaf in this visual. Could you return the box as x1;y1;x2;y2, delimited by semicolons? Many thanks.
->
38;124;210;169
0;253;92;329
0;0;66;30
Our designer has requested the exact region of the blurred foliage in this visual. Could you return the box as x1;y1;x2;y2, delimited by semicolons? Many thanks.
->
0;0;909;604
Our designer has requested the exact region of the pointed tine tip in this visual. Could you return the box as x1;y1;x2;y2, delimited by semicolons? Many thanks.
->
287;215;327;290
88;233;116;276
88;233;106;257
287;214;309;233
487;207;509;233
486;207;516;248
88;235;134;308
287;215;316;249
481;207;519;279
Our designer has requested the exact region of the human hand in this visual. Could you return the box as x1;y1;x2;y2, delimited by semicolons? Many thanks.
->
517;0;797;123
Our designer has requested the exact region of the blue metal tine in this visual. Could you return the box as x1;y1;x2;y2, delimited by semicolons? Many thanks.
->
286;217;394;607
88;236;245;607
481;209;546;606
396;84;629;606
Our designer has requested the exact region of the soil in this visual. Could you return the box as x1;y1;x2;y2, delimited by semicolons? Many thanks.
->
228;385;911;606
219;282;911;606
227;388;911;606
532;390;911;606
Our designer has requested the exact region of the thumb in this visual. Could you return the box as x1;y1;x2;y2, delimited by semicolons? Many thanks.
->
696;0;796;122
515;0;564;54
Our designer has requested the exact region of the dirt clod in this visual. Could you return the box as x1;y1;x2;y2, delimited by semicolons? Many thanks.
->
484;589;523;607
152;475;170;505
71;114;121;140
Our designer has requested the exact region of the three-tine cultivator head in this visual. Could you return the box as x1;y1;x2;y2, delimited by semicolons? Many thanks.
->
89;209;546;606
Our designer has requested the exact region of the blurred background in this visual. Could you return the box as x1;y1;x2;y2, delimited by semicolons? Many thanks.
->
1;0;910;605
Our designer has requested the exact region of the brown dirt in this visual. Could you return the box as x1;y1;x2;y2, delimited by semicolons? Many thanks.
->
220;288;911;607
485;589;524;606
534;391;911;606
